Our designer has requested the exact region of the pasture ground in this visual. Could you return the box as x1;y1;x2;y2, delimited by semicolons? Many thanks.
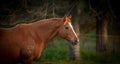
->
33;33;120;64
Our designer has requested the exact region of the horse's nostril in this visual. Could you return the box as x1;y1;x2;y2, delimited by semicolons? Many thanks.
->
74;40;77;43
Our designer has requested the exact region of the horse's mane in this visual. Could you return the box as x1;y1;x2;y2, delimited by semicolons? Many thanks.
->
31;18;63;26
12;18;63;29
36;18;62;23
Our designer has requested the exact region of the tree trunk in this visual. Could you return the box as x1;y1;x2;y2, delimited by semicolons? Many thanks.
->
68;1;80;60
69;17;80;60
96;13;108;52
112;21;120;52
108;0;120;52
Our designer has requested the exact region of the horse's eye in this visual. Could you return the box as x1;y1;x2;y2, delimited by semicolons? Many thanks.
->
65;27;68;29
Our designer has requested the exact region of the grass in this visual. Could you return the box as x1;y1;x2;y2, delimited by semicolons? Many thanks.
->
36;38;70;61
34;50;120;64
31;32;120;64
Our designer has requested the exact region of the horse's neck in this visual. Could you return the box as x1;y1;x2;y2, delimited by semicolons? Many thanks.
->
33;18;62;43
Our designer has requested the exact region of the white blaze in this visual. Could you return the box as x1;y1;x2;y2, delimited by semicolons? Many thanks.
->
68;22;79;41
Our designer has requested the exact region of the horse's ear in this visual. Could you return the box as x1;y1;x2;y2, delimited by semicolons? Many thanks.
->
63;15;68;25
69;15;72;19
63;14;67;21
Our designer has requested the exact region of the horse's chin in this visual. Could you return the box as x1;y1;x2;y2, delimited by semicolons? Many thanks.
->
69;40;78;46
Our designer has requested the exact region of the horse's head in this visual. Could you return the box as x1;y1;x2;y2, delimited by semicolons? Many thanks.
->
58;15;79;45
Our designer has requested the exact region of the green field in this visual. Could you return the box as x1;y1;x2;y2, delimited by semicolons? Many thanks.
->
33;34;120;64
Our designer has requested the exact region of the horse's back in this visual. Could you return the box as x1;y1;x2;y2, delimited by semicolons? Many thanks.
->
0;24;37;63
0;27;23;63
0;27;18;42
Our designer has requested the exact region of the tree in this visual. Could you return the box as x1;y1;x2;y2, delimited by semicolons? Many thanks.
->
96;13;108;52
89;0;109;52
68;0;80;61
109;0;120;52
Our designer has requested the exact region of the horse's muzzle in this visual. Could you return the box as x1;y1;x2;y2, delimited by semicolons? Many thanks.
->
71;40;78;46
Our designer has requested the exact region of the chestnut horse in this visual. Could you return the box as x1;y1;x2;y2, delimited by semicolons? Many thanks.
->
0;15;79;64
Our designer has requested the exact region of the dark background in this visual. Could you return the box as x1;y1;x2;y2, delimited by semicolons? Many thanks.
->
0;0;120;64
